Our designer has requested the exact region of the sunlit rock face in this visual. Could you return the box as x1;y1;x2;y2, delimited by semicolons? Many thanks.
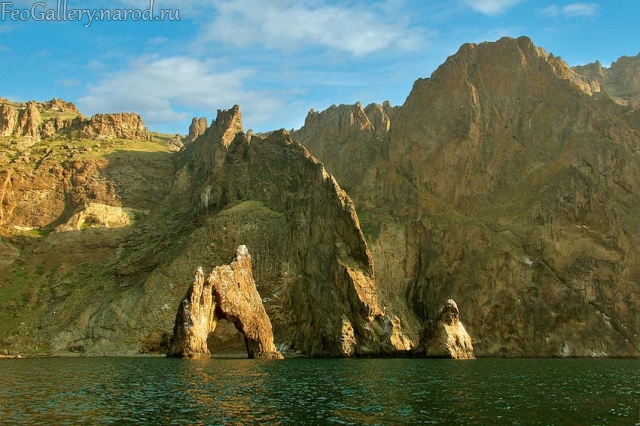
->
167;245;283;359
293;36;640;358
0;97;151;141
418;299;475;360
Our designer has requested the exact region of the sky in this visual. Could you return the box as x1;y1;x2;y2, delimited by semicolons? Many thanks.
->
0;0;638;134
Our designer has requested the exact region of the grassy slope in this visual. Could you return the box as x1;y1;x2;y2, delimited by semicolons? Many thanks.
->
0;134;176;354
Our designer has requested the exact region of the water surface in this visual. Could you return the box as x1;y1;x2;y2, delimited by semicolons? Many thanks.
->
1;357;639;425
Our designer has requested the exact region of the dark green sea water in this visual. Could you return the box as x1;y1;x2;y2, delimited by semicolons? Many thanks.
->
1;357;639;425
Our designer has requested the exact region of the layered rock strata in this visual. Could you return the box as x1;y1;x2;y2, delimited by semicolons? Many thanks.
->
167;245;282;359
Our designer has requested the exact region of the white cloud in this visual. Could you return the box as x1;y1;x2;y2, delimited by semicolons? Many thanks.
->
461;0;523;15
539;3;599;18
147;36;169;46
57;78;81;87
540;4;560;17
87;60;106;71
193;0;425;56
78;55;285;130
562;2;599;16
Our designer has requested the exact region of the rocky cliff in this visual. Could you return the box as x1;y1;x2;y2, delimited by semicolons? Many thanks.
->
0;98;151;141
0;101;42;139
79;113;151;141
178;106;412;356
573;53;640;107
1;36;640;358
167;246;282;359
187;117;208;143
294;36;640;357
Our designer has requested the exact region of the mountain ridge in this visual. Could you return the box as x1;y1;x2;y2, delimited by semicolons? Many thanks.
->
1;36;639;357
294;36;640;357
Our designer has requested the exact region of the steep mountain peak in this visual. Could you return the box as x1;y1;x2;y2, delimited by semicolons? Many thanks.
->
428;36;591;95
185;105;246;176
210;105;243;148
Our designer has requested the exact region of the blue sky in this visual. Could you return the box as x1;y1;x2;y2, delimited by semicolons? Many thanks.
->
0;0;637;134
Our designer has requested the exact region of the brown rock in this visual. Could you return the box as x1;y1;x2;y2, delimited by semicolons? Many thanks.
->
15;101;42;139
574;53;640;107
166;134;184;151
295;36;640;357
79;113;151;140
187;117;208;143
291;102;390;194
185;106;413;356
418;299;475;359
213;105;243;148
41;98;81;114
0;102;19;136
0;97;144;141
167;245;283;359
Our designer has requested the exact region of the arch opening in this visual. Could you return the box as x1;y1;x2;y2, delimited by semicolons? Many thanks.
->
207;319;246;356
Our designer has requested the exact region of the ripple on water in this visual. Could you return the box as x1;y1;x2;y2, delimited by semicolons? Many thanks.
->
0;358;639;425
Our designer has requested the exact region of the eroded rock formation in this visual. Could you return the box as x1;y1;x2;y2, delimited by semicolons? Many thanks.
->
417;299;475;359
182;106;413;357
79;113;151;140
167;245;283;359
0;98;152;141
0;100;42;139
187;117;208;142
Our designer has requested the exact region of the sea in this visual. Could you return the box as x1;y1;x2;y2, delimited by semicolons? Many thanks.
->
1;357;639;425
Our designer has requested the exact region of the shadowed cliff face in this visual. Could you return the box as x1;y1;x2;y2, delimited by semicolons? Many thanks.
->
181;108;412;356
294;36;640;357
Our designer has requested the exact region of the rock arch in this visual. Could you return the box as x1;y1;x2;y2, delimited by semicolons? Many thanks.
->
167;245;283;359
